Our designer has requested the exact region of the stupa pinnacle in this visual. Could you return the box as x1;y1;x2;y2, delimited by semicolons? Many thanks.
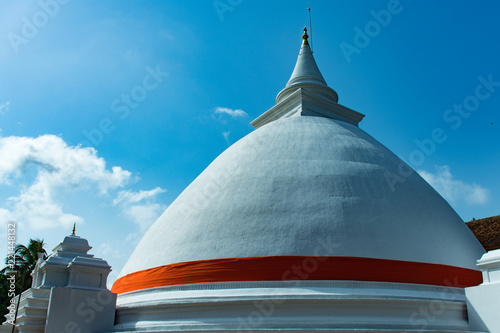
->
302;26;309;45
285;26;329;90
252;28;362;128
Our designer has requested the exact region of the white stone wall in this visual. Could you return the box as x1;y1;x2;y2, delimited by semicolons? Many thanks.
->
466;249;500;333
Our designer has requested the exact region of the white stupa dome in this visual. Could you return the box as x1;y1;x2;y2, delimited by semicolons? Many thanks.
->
111;29;485;332
118;114;483;277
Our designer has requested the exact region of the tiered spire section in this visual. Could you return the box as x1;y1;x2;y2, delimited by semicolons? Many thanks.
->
251;28;364;129
285;27;328;91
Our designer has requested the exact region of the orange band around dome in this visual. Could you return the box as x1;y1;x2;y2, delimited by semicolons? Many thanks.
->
111;256;483;294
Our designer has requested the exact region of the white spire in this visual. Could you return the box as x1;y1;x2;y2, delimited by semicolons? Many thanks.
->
285;27;327;89
276;27;338;104
251;28;363;129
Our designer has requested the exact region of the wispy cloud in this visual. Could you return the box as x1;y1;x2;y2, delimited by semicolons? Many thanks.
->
222;131;230;145
0;134;132;230
123;203;165;231
0;101;10;114
418;165;489;205
113;187;165;205
113;187;166;231
213;106;248;118
98;242;125;260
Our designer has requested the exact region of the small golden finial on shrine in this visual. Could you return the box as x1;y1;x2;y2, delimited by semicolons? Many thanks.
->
302;26;309;46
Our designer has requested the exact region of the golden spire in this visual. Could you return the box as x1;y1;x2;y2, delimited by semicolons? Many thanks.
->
302;27;309;46
72;223;76;236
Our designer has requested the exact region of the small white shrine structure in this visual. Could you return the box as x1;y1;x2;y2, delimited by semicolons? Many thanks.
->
1;231;116;333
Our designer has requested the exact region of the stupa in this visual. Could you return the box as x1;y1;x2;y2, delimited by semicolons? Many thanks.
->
110;28;486;332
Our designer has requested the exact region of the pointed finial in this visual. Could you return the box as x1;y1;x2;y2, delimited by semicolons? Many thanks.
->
72;223;76;235
308;6;313;52
302;26;309;46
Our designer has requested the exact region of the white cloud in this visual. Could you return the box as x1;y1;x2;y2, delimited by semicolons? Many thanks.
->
0;208;13;224
98;242;125;260
125;232;142;245
222;131;230;145
213;106;248;118
113;186;165;205
0;134;132;230
418;165;489;205
0;101;10;114
113;187;166;231
124;203;165;231
10;182;84;230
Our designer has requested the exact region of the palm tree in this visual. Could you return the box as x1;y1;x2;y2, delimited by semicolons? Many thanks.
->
1;239;47;323
2;239;48;292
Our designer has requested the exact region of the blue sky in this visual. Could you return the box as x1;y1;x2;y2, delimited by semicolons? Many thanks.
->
0;0;499;285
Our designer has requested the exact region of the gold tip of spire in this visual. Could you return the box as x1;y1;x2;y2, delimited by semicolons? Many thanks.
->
302;27;309;46
72;223;76;236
